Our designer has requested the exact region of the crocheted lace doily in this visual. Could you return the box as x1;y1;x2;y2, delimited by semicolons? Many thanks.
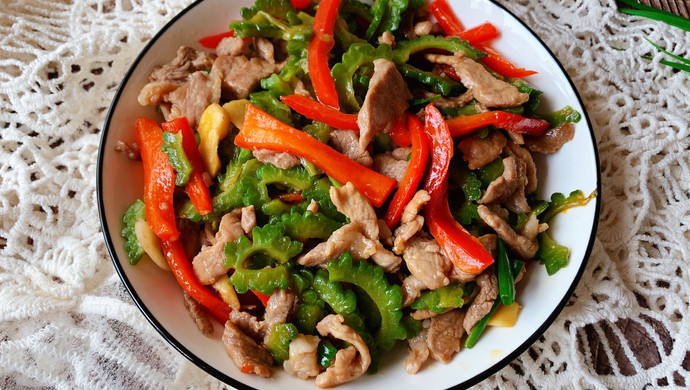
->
1;0;688;388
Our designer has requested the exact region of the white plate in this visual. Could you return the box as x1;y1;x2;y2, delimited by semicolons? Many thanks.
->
98;0;600;388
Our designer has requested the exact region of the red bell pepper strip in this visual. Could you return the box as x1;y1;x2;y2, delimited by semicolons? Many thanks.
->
388;116;412;147
458;22;500;46
161;117;213;216
198;31;235;49
161;239;231;323
428;0;464;36
235;104;397;207
383;113;429;229
135;118;180;241
290;0;311;9
308;0;342;109
477;44;538;78
446;111;550;137
251;290;271;307
280;94;358;131
423;105;494;274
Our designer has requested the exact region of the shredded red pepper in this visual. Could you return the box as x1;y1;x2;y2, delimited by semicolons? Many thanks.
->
308;0;342;109
198;31;235;49
458;22;500;45
290;0;311;9
135;118;180;241
477;44;538;78
280;94;358;131
428;0;464;36
388;116;412;147
423;105;493;274
446;111;550;137
161;239;232;323
275;192;304;204
235;104;397;207
384;113;429;229
161;117;213;216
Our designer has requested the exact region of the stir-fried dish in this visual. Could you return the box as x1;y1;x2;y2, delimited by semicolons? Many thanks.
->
119;0;596;386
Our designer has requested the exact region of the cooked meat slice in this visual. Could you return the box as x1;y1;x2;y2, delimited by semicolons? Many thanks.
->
404;328;430;374
240;205;257;235
402;275;427;306
427;309;466;363
393;190;431;253
216;36;252;57
525;122;575;154
506;141;537;194
505;130;524;145
222;321;273;378
252;149;301;169
414;20;443;36
425;53;529;108
315;314;371;388
138;81;180;106
149;46;216;83
447;265;478;283
183;292;214;337
229;309;266;341
193;209;244;285
370;244;402;273
477;205;538;258
177;219;202;260
373;151;409;184
283;335;322;379
263;289;297;343
330;182;378;240
293;78;312;98
478;234;498;259
357;59;412;152
393;215;424;255
297;223;377;267
378;31;396;47
329;129;373;167
167;71;221;128
307;199;319;214
410;309;442;320
401;190;431;223
504;183;530;214
457;130;507;170
463;271;498;334
402;236;451;290
480;156;523;205
378;219;394;247
212;55;282;100
254;37;275;62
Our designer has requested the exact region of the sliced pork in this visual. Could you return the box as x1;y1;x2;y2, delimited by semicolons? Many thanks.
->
192;209;244;285
402;236;451;290
425;53;529;108
315;314;371;388
253;149;301;169
183;292;214;337
166;70;221;128
330;182;378;240
457;130;507;170
373;149;410;185
525;122;575;154
329;130;373;167
357;59;412;152
463;271;498;334
426;309;466;363
222;321;273;378
477;205;538;259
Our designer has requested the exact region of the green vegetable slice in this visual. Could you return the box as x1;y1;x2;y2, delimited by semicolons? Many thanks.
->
161;131;192;186
392;35;486;64
411;283;466;313
265;323;299;364
121;199;146;264
327;253;406;351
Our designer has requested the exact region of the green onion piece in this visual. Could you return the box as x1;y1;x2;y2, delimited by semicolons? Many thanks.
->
497;238;515;306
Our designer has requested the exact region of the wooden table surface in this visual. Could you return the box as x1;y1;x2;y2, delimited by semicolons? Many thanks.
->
638;0;690;17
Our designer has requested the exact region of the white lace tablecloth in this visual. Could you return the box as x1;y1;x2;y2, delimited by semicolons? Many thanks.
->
1;0;688;388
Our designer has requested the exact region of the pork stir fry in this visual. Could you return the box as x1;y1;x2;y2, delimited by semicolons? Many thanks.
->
120;0;596;387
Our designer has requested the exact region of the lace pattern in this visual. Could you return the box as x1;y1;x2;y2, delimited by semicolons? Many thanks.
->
1;0;688;388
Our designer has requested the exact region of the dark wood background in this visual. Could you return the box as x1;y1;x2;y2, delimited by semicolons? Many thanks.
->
637;0;690;18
